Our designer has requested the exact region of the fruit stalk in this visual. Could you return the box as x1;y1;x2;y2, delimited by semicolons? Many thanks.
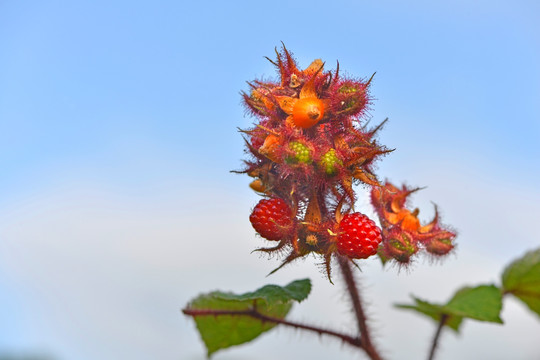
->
338;256;383;360
427;314;449;360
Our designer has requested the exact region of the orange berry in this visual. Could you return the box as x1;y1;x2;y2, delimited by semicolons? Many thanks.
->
292;98;325;128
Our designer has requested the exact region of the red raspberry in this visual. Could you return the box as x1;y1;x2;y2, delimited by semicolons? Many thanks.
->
337;213;382;259
250;198;294;241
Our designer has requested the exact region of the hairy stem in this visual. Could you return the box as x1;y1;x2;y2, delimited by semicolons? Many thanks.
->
338;256;383;360
428;314;448;360
182;307;363;348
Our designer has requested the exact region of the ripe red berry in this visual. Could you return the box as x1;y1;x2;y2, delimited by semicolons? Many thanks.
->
337;213;382;259
250;198;294;241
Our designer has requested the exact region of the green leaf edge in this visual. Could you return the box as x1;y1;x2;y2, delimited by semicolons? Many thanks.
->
395;284;504;332
444;284;503;324
214;278;312;304
395;297;463;332
501;247;540;318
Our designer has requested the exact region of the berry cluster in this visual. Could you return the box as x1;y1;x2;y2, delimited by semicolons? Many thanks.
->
240;46;455;278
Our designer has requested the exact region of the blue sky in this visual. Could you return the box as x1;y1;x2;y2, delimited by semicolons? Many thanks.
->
1;1;539;359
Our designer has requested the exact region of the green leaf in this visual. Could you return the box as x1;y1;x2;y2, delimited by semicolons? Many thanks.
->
184;279;311;357
396;297;463;332
502;247;540;317
215;278;311;303
444;285;503;323
395;285;503;332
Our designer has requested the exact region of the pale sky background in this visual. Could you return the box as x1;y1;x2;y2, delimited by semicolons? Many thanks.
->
1;1;539;359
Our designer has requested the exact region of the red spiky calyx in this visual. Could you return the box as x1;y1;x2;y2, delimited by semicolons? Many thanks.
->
370;181;457;264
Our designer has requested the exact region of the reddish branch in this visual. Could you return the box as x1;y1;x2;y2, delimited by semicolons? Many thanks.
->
428;313;448;360
338;256;383;360
182;307;362;349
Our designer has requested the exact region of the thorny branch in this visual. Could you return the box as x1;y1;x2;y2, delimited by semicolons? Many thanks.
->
182;307;363;349
428;314;449;360
338;256;383;360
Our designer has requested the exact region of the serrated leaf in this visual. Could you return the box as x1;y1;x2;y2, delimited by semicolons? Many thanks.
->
443;285;503;324
396;297;463;332
184;279;311;357
215;278;311;303
502;247;540;318
395;285;503;332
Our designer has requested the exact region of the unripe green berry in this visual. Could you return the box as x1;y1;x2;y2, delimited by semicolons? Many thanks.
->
384;232;418;263
287;141;312;164
337;83;364;112
319;148;342;175
338;84;359;94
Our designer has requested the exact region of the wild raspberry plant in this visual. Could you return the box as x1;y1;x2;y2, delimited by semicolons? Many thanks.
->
183;46;540;359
